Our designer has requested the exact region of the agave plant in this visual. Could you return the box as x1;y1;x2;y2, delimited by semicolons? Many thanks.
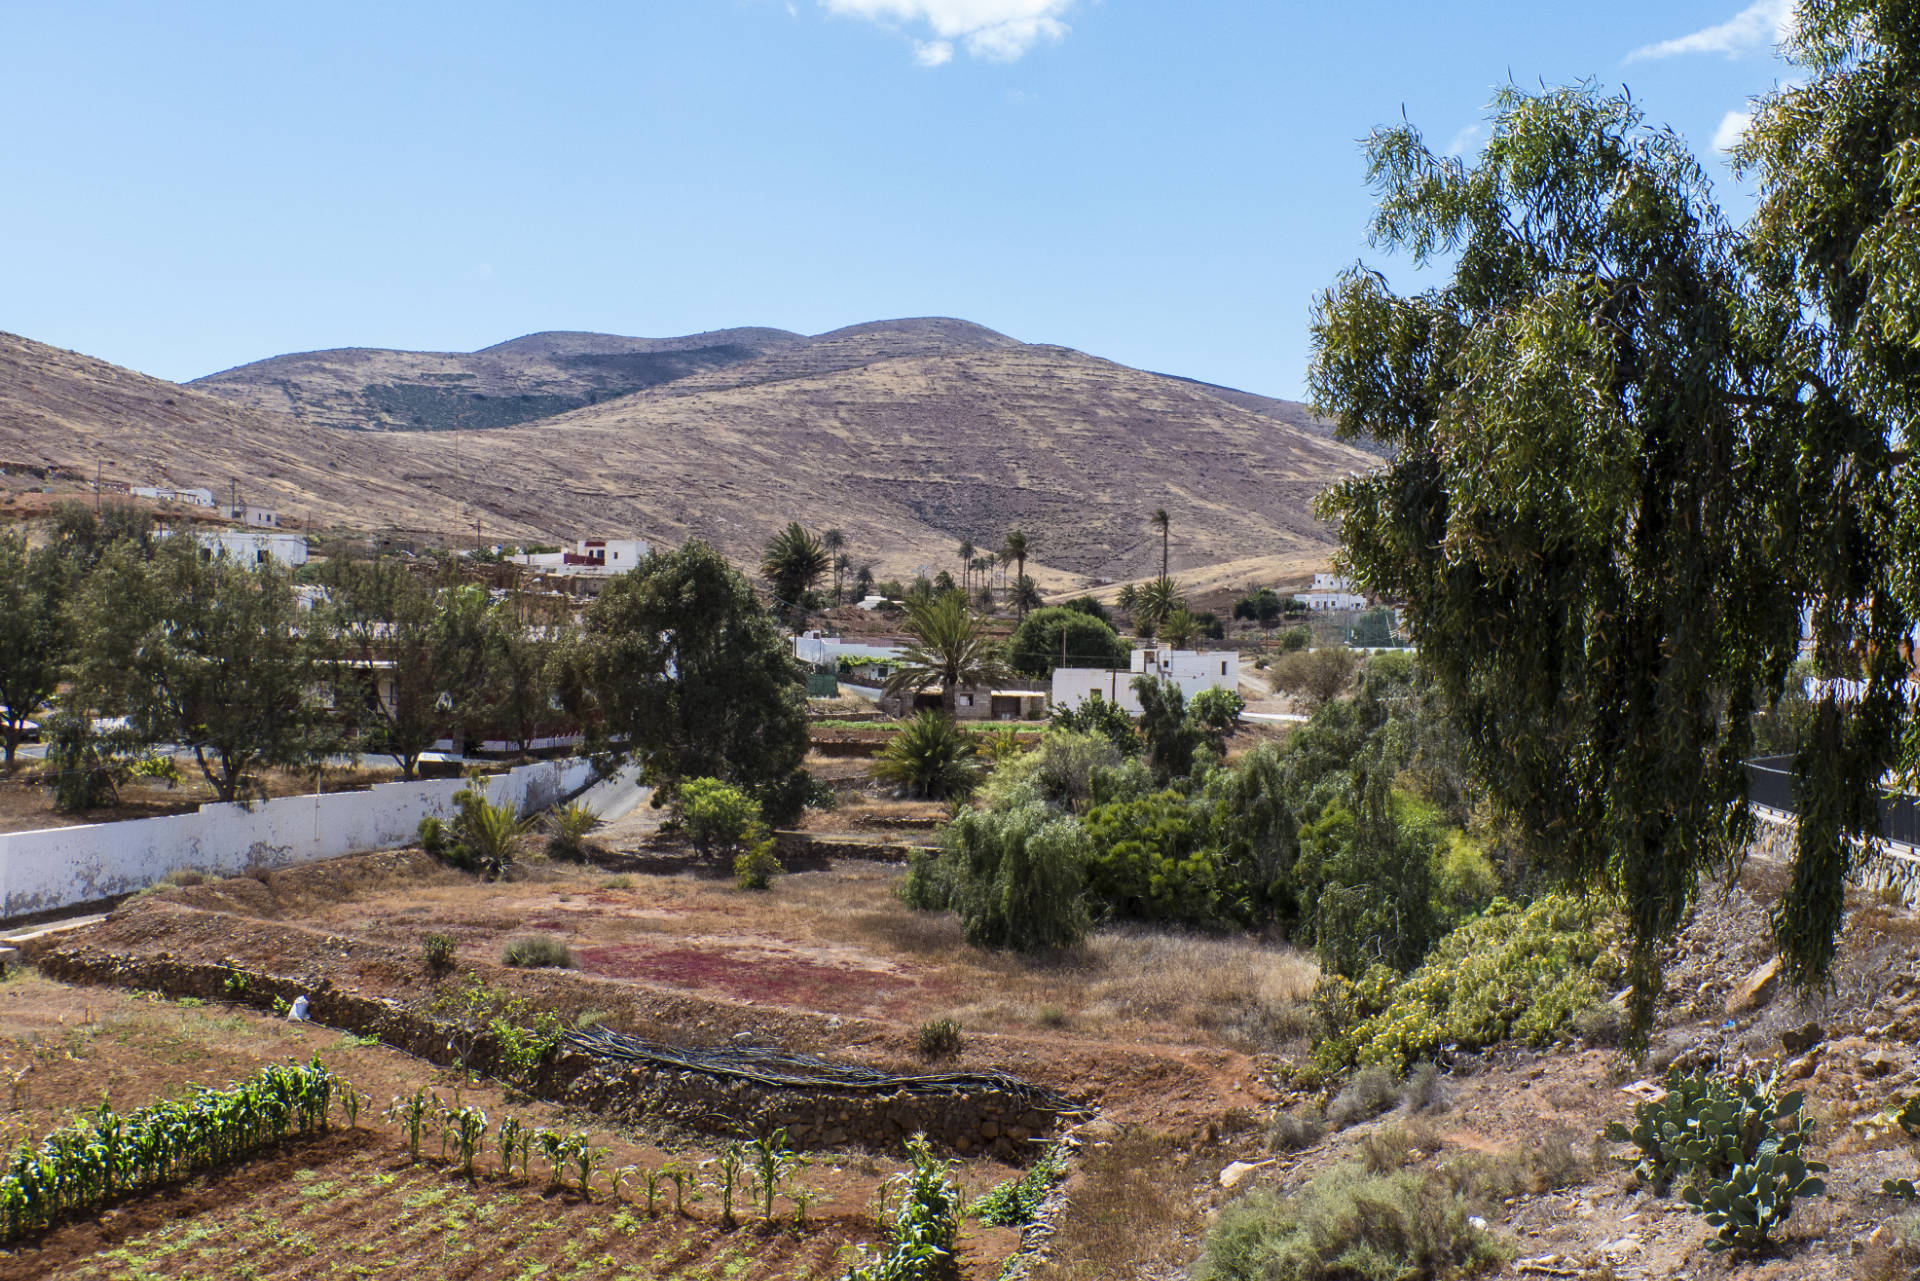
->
544;801;603;861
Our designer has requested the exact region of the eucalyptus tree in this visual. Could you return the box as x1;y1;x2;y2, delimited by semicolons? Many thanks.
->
1309;83;1824;1034
1731;0;1920;975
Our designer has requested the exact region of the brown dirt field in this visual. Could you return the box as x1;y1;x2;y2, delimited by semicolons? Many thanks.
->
0;974;1023;1279
73;851;1281;1129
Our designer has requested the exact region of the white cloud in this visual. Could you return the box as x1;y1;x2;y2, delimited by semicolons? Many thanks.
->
1712;108;1751;151
1626;0;1793;61
819;0;1074;63
1443;123;1484;159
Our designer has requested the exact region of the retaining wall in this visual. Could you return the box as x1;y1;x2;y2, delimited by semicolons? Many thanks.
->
0;757;597;920
32;949;1068;1159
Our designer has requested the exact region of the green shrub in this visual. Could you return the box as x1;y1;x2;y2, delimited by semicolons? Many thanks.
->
938;802;1089;951
676;777;767;857
1326;1064;1401;1130
970;1143;1066;1225
1196;1165;1506;1281
434;776;533;876
1049;692;1141;755
918;1018;964;1059
1008;606;1128;678
1081;788;1224;925
734;839;781;891
1317;894;1625;1074
417;815;448;855
501;936;574;969
423;933;456;974
872;710;980;800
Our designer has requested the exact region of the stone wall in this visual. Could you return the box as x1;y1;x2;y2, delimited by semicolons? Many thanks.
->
31;947;1071;1161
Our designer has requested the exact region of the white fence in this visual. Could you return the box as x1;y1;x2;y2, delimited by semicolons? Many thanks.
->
0;757;598;920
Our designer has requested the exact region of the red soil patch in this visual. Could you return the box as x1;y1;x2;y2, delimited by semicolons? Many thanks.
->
576;943;921;1015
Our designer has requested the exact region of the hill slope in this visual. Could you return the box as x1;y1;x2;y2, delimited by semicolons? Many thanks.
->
3;324;1374;589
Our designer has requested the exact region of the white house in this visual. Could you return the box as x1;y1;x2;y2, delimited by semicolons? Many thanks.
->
1051;645;1239;715
192;530;309;568
516;537;650;578
131;485;214;507
219;504;280;528
1294;572;1369;611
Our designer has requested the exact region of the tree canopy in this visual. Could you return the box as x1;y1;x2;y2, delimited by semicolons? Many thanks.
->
1310;83;1812;1032
578;540;812;824
1007;606;1128;678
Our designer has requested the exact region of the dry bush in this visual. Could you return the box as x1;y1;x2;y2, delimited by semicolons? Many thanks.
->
1402;1062;1447;1113
1436;1127;1594;1205
1269;1108;1327;1153
1358;1118;1447;1174
1328;1065;1400;1130
1074;929;1318;1049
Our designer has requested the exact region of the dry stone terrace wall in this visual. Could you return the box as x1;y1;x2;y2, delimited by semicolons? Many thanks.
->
29;947;1077;1161
0;757;597;920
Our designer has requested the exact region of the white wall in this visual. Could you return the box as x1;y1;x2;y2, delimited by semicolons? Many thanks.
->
0;757;597;920
1054;651;1239;716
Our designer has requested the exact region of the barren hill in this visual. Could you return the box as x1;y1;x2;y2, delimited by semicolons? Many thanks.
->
2;323;1374;589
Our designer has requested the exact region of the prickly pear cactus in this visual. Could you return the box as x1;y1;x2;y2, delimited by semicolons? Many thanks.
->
1683;1143;1828;1251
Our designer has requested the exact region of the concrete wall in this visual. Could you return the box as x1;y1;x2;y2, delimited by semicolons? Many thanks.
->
0;757;597;920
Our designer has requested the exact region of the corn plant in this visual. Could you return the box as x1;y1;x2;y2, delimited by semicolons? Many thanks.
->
384;1090;434;1162
609;1163;639;1206
639;1165;669;1217
536;1129;569;1188
789;1182;823;1229
496;1115;524;1181
568;1135;604;1201
712;1143;746;1227
750;1128;804;1225
449;1106;488;1179
662;1158;700;1217
0;1060;334;1245
845;1134;962;1281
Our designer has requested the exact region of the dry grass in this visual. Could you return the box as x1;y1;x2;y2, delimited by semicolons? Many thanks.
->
1029;1129;1218;1281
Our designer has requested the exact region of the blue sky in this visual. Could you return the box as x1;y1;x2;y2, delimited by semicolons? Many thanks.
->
3;1;1794;399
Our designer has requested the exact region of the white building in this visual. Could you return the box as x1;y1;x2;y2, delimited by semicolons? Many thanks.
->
515;537;650;578
192;530;309;568
1051;645;1239;715
219;504;280;528
792;630;904;670
131;485;214;507
1294;572;1369;611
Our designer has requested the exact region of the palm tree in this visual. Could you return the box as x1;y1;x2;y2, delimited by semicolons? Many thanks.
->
1117;583;1139;616
1160;606;1201;649
760;522;829;623
823;529;847;605
883;592;1008;716
834;553;852;607
1135;576;1186;632
1012;575;1042;616
1150;509;1171;580
957;540;976;597
1002;530;1031;620
854;564;876;600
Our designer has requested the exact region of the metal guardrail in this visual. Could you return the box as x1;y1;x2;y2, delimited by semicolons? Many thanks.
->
1744;755;1919;848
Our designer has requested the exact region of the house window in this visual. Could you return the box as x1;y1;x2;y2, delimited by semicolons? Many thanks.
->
257;550;269;564
959;694;972;707
1221;661;1228;675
